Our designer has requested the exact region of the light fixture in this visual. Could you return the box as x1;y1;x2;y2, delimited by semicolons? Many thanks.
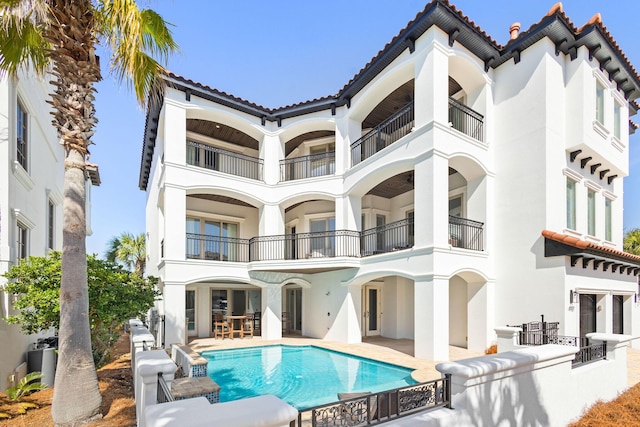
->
569;290;579;305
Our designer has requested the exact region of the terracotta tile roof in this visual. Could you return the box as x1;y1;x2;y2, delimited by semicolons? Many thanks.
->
542;230;640;264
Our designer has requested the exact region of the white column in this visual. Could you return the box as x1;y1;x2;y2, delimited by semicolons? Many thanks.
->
335;195;360;230
335;113;360;173
414;276;449;360
163;185;186;261
135;350;177;427
414;152;449;248
261;133;283;185
259;204;284;236
262;285;283;340
164;282;186;346
414;32;449;128
163;100;187;166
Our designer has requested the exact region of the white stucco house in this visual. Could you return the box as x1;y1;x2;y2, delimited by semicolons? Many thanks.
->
139;0;640;360
0;70;100;391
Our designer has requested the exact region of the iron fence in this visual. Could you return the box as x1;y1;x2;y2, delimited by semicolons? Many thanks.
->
449;215;484;251
573;343;607;367
281;151;335;181
351;102;414;166
157;372;174;404
361;217;414;257
510;320;606;367
186;233;250;262
186;140;263;180
448;98;484;141
293;375;451;426
249;230;361;261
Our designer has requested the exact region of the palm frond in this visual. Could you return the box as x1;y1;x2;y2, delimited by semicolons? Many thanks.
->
0;1;50;76
95;0;178;107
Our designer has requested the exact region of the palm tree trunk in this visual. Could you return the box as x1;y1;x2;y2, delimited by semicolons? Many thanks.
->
52;149;102;425
46;1;103;425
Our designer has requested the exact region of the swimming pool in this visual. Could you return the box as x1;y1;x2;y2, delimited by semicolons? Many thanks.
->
200;345;416;409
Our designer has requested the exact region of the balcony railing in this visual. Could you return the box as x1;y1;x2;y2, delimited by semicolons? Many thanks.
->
449;215;484;251
184;215;488;262
249;230;361;261
186;140;263;180
186;233;250;262
294;375;451;426
280;151;335;181
448;98;484;142
361;217;414;257
351;102;414;166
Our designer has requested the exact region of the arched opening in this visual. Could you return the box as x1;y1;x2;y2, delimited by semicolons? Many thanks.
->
352;80;415;165
447;156;488;251
186;118;263;180
361;171;415;256
185;193;259;262
281;130;336;181
448;270;490;352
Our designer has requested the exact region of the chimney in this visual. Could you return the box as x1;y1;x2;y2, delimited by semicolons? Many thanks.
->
509;22;521;40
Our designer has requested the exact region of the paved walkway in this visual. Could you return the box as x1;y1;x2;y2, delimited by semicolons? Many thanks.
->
189;335;640;386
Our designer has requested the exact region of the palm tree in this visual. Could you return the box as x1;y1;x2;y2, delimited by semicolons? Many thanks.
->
105;232;146;275
624;228;640;256
0;1;176;425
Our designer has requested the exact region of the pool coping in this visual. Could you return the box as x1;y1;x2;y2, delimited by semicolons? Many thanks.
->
187;336;485;383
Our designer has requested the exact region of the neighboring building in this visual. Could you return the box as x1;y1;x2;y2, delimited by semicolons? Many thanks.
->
139;1;640;359
0;70;100;391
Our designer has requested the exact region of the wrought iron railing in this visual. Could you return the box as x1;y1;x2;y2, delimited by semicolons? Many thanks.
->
186;140;263;180
573;343;607;367
281;151;335;181
449;216;484;251
157;372;174;404
351;102;414;166
448;98;484;141
361;217;414;257
186;233;250;262
249;230;361;261
510;320;606;367
293;375;451;426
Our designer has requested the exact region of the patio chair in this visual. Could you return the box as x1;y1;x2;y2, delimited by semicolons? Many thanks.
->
213;313;230;339
243;313;254;337
252;311;261;335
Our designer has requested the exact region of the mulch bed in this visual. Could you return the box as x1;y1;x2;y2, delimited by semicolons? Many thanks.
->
0;333;136;426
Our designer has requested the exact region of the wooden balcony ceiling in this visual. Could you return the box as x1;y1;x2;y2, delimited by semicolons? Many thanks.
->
367;171;414;198
285;130;335;156
187;119;259;150
190;194;255;208
361;77;461;129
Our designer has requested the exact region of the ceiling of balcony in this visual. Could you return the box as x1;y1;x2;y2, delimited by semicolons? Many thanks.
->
190;194;256;208
361;77;462;130
187;119;259;150
285;130;335;156
367;168;459;199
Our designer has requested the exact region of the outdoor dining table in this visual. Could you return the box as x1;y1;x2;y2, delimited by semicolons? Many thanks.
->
226;315;248;338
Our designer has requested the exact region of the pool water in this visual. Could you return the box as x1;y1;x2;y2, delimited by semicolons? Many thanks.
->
200;345;416;409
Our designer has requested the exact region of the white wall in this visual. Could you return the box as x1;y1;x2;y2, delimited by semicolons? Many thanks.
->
0;71;64;391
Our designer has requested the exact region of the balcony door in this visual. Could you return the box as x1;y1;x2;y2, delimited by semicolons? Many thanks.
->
363;284;382;336
310;217;335;257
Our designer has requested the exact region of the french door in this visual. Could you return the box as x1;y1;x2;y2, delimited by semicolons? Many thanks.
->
363;285;382;336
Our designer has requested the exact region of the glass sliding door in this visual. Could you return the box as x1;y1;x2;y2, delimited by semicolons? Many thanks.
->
186;218;201;258
186;290;196;336
204;220;221;260
310;217;335;257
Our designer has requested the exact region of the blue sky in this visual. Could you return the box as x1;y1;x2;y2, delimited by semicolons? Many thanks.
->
86;0;640;256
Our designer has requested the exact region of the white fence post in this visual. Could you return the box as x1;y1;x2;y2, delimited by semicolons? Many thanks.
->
135;349;177;427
